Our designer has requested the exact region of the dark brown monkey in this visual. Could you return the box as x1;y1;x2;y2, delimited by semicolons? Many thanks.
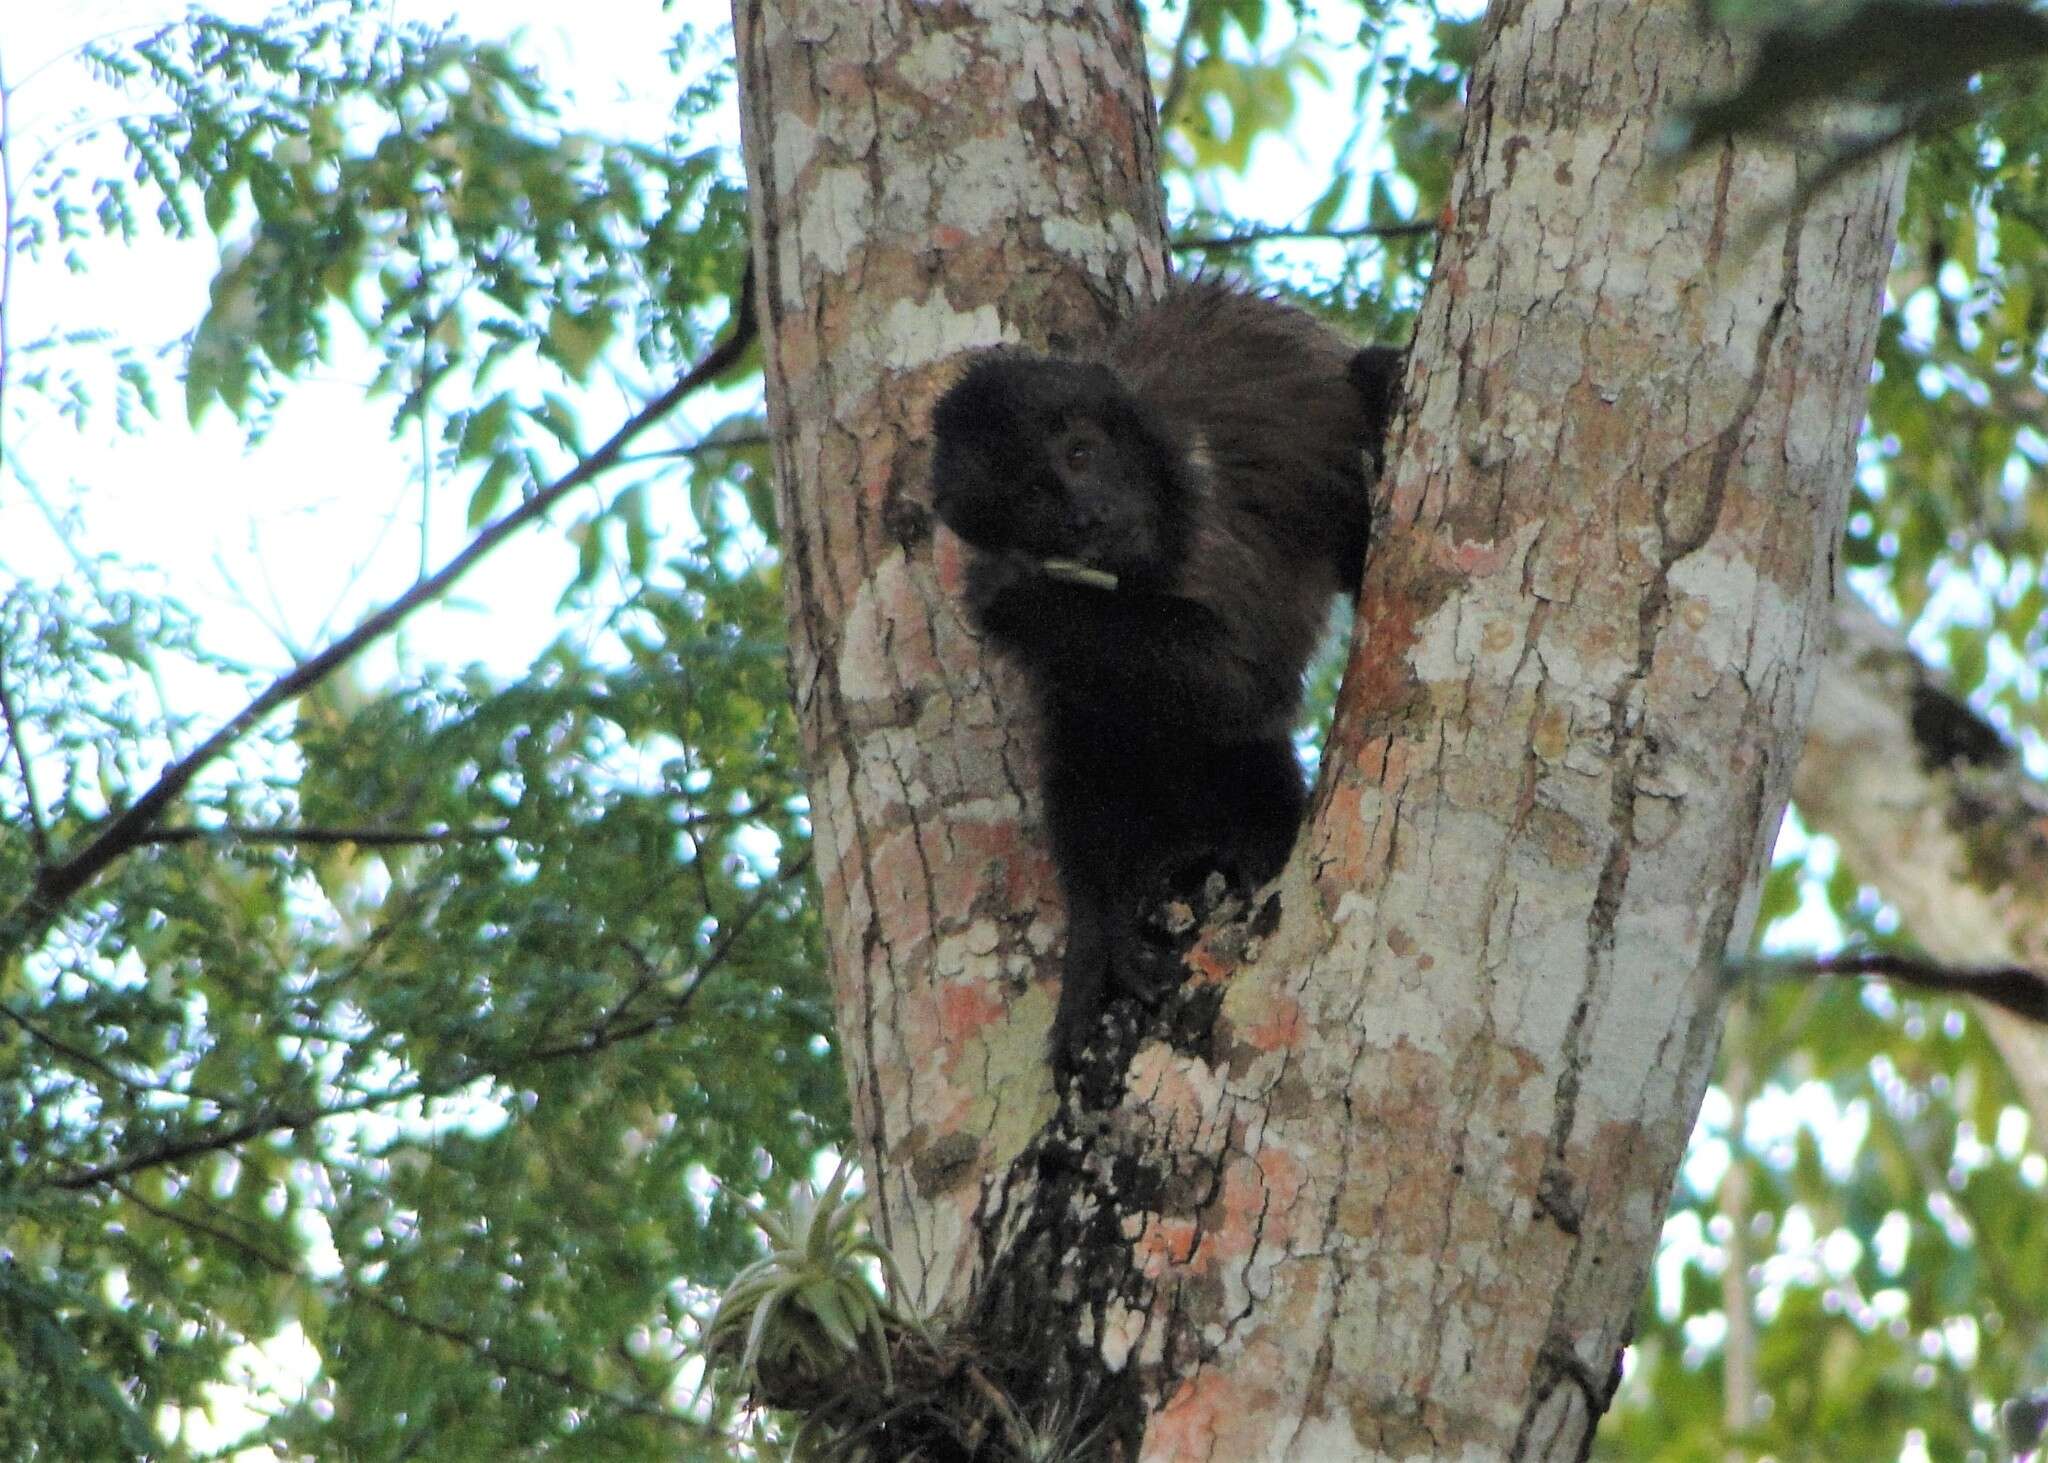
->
928;278;1402;1068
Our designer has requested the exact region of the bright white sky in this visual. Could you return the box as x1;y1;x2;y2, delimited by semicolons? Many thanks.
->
2;1;1374;678
3;0;711;693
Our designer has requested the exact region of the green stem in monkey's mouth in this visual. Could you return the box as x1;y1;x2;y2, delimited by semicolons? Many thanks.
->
1039;558;1120;591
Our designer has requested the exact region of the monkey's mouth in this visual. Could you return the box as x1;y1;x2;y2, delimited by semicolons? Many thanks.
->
1039;558;1119;591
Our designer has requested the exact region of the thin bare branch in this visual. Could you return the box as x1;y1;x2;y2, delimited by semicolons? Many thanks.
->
133;806;771;848
1718;1002;1758;1447
1173;219;1438;252
1155;0;1204;132
1738;949;2048;1024
135;822;510;848
617;430;770;467
525;851;810;1062
108;1179;713;1434
0;53;15;483
0;1000;166;1097
140;798;784;855
0;656;50;864
8;20;177;97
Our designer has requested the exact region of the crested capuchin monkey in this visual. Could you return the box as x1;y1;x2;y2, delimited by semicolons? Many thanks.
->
928;278;1403;1069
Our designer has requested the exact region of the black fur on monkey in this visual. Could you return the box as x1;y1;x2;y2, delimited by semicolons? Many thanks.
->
928;278;1404;1069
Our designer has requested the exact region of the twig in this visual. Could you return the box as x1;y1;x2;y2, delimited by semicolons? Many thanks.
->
9;112;161;201
962;1363;1035;1457
1718;1002;1758;1439
1156;0;1204;131
597;936;668;1036
0;1001;165;1097
51;1095;377;1191
9;21;174;97
1173;220;1438;252
134;822;510;848
675;661;722;925
615;431;770;467
0;656;50;864
132;805;768;848
0;54;16;482
519;851;810;1063
3;263;757;942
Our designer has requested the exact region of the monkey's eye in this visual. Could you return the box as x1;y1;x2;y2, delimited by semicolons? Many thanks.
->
1063;440;1094;472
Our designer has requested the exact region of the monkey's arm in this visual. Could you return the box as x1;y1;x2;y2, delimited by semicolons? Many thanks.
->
1348;345;1405;436
1333;345;1405;593
967;557;1295;738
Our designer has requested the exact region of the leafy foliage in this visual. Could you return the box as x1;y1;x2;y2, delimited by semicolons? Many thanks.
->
3;560;837;1455
1669;2;2048;180
60;1;746;427
4;5;807;1456
1599;976;2048;1461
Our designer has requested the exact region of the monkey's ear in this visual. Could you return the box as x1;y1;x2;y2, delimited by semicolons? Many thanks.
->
925;349;985;423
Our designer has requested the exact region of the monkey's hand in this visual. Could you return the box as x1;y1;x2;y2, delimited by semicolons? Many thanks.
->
961;550;1034;620
964;548;1296;736
964;552;1116;616
964;553;1122;653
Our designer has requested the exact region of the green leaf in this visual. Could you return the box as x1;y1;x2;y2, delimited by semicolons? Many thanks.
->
534;392;583;454
467;454;519;527
545;305;613;379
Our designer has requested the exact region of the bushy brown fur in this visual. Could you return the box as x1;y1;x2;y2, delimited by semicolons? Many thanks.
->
929;279;1401;1069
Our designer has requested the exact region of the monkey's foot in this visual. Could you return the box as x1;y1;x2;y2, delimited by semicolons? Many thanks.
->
1113;861;1242;1004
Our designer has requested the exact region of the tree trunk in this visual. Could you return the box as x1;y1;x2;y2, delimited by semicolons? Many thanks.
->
731;0;1170;1313
734;0;1905;1455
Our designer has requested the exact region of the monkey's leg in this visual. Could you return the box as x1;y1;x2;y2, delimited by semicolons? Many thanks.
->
1204;736;1308;894
1040;743;1129;1070
1049;876;1116;1070
1104;735;1305;1021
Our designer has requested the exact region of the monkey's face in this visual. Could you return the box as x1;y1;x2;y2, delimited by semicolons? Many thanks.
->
930;354;1191;589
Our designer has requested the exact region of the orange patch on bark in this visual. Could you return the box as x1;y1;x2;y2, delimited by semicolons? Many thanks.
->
1182;941;1236;988
1131;1216;1203;1277
1444;533;1516;576
868;827;933;952
1192;1147;1305;1271
1327;595;1421;771
932;530;970;594
1147;1369;1272;1461
937;979;1007;1045
1252;1144;1308;1215
1236;994;1306;1053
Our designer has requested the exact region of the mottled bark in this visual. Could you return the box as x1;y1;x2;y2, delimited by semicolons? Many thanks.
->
1798;603;2048;1129
1136;3;1906;1450
734;0;1907;1456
